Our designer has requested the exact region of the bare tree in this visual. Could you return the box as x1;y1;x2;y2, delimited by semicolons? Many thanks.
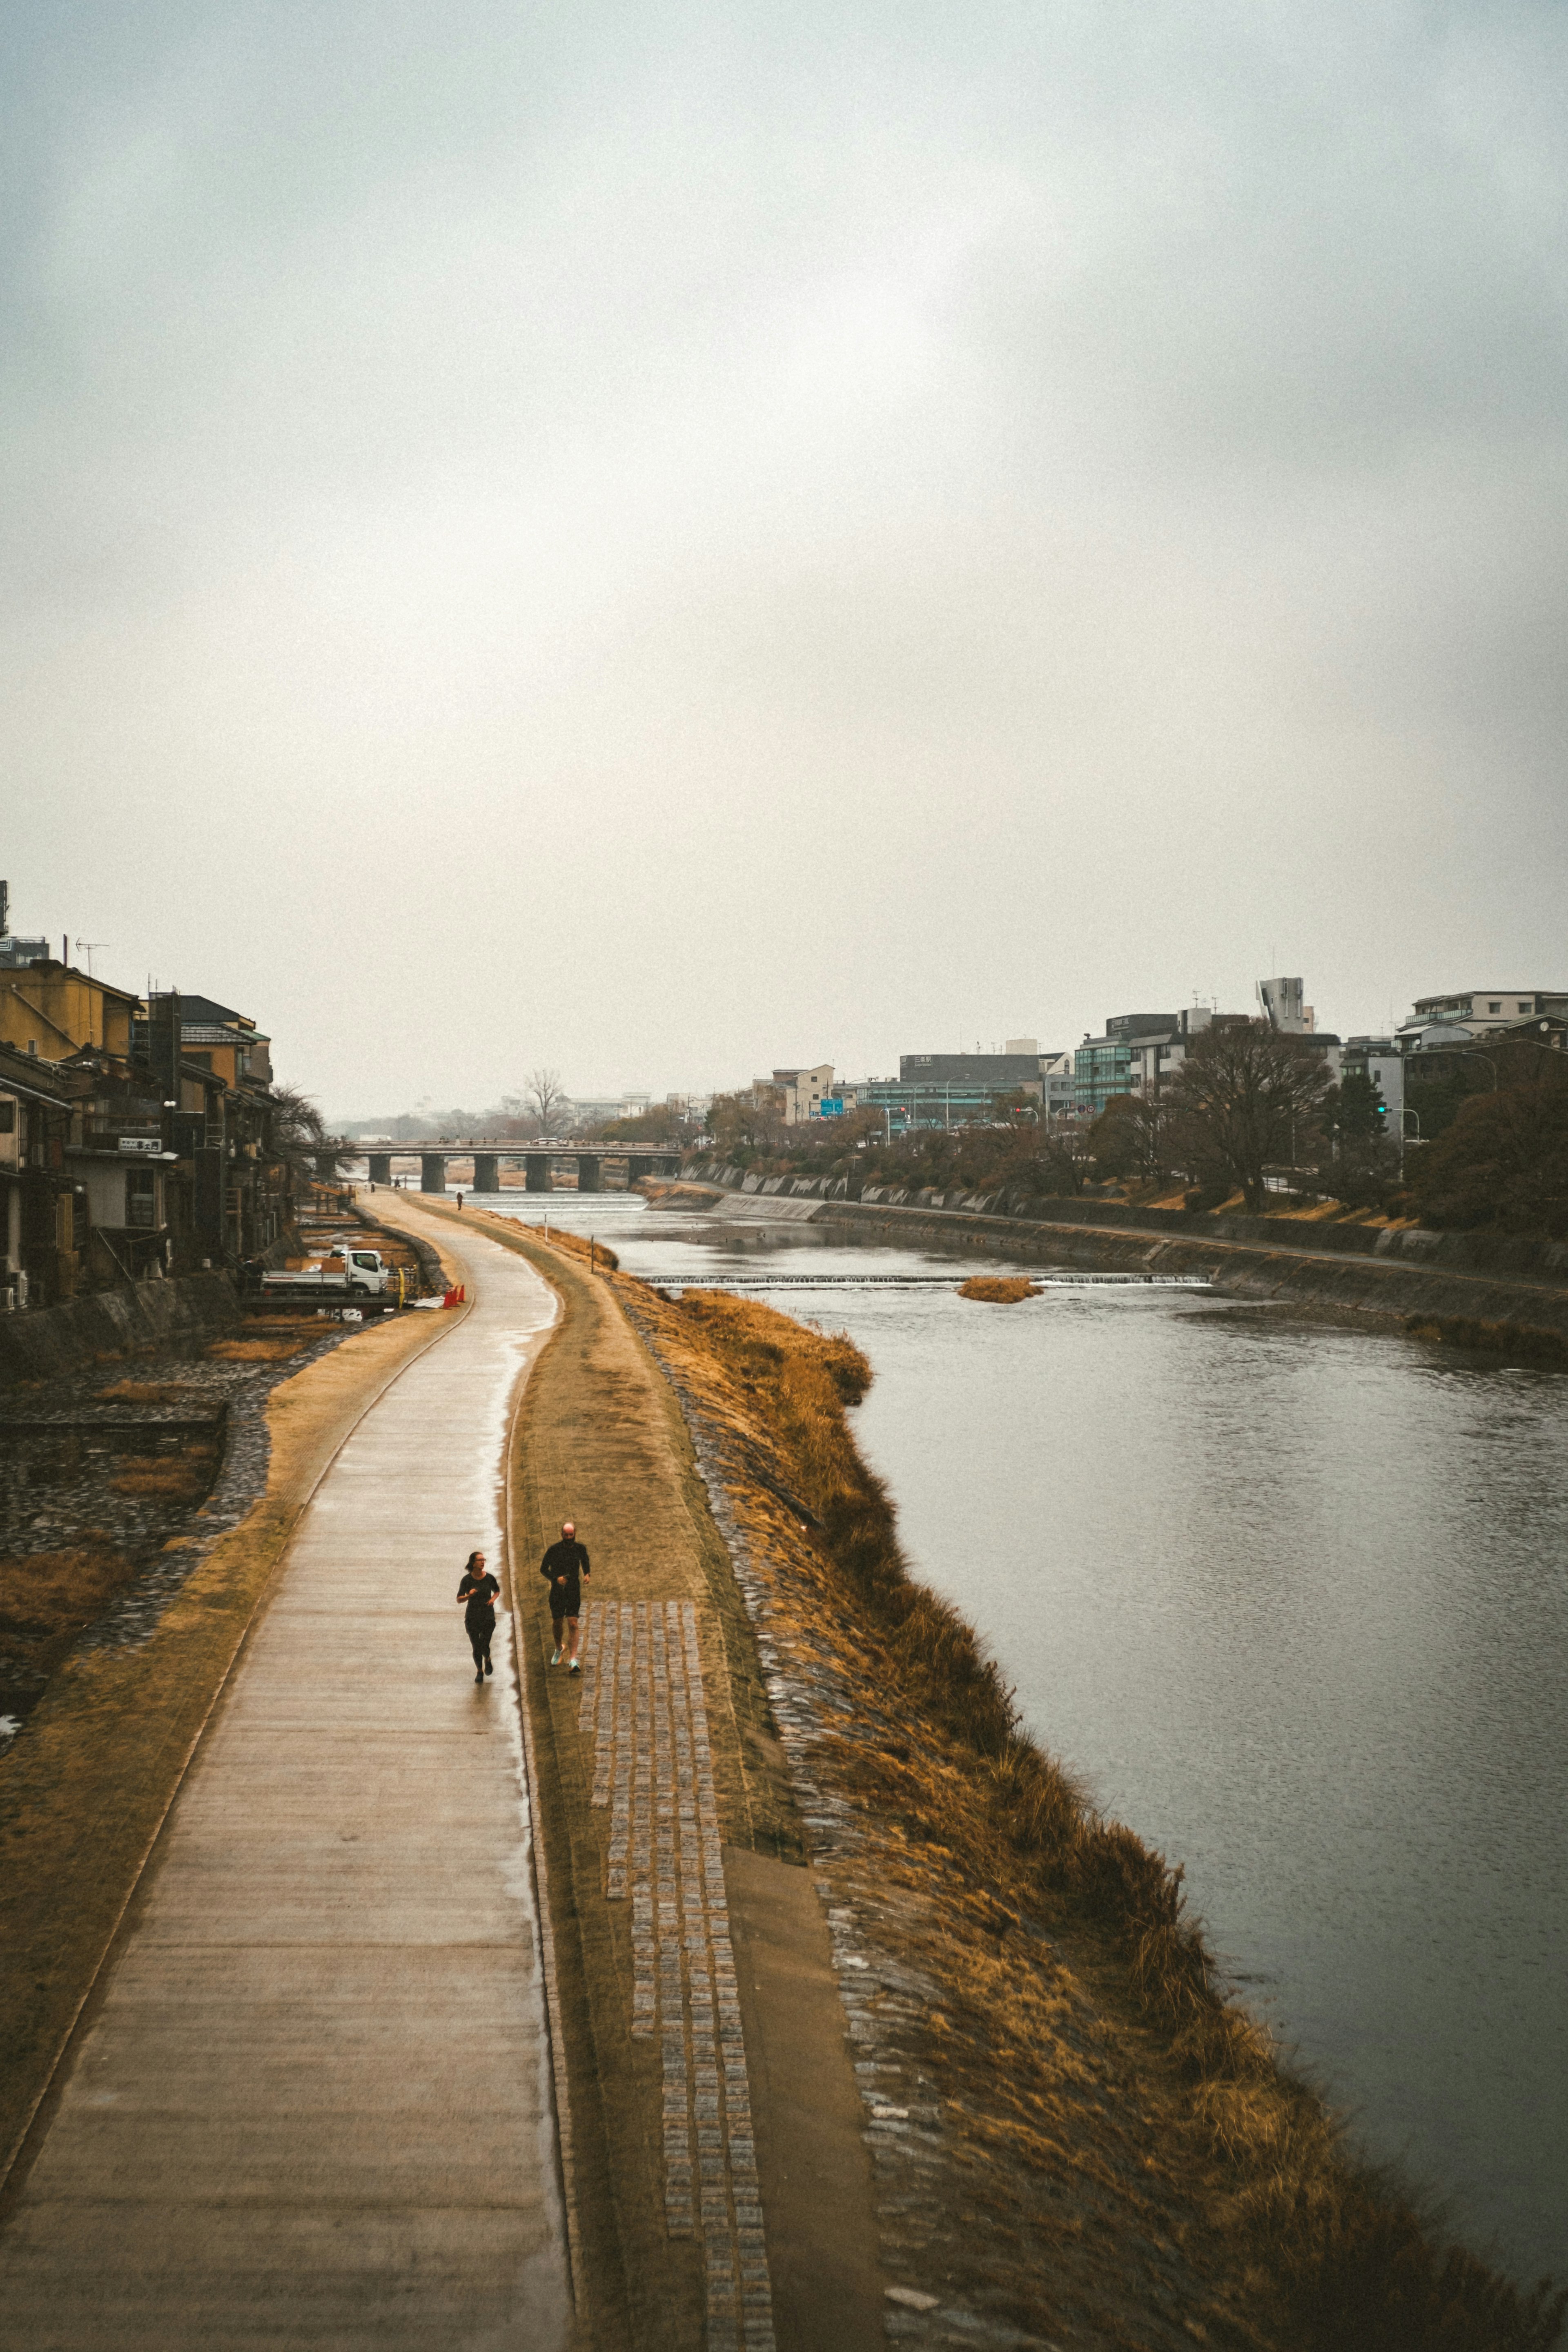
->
267;1083;344;1192
526;1067;570;1139
1168;1022;1334;1212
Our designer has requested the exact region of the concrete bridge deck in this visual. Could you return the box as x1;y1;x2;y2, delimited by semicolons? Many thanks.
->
0;1227;571;2346
340;1142;686;1193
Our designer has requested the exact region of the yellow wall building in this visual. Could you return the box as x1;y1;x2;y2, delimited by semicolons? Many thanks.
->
0;960;139;1061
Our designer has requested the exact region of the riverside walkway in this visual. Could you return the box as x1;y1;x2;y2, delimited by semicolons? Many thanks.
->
0;1232;570;2348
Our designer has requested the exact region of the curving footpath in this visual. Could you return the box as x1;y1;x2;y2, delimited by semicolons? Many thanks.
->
0;1230;571;2349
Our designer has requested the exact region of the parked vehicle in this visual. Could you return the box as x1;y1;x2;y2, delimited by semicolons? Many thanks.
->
261;1247;394;1298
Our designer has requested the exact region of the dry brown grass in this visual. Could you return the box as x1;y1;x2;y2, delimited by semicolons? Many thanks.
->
0;1544;138;1717
503;1220;619;1273
634;1285;1564;2352
957;1275;1040;1303
108;1455;215;1501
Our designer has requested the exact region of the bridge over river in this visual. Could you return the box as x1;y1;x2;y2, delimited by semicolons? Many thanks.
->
325;1139;687;1193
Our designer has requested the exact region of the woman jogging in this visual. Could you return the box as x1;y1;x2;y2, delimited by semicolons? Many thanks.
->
456;1549;500;1684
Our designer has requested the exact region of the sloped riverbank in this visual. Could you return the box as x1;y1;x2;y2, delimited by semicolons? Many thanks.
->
616;1280;1563;2352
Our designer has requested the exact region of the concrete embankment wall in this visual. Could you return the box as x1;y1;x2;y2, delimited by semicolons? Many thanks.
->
680;1162;1568;1346
825;1200;1568;1341
0;1270;242;1386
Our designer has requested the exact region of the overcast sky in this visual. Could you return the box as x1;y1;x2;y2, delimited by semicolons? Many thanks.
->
4;1;1565;1117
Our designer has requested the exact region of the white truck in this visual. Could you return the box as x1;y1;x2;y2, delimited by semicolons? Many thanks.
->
261;1245;396;1299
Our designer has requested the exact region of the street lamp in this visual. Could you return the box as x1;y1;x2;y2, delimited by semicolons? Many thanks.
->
1451;1027;1563;1096
1399;1104;1422;1181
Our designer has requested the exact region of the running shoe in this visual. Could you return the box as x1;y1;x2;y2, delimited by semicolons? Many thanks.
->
568;1658;581;1675
550;1648;561;1666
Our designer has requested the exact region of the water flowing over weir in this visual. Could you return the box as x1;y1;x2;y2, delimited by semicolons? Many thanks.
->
425;1185;1568;2287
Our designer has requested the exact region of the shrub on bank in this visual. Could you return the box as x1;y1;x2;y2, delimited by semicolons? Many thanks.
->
957;1276;1040;1303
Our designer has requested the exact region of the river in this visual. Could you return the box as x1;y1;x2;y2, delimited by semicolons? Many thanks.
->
415;1184;1567;2285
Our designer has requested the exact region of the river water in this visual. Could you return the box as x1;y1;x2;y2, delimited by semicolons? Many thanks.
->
424;1185;1566;2284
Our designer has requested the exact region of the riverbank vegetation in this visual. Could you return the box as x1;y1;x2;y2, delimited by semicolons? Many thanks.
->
1408;1060;1568;1235
701;1027;1568;1240
632;1281;1564;2351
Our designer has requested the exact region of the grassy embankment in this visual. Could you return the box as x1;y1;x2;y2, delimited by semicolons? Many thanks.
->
631;1281;1564;2352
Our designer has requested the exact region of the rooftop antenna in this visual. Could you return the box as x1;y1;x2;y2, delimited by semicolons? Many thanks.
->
76;938;109;977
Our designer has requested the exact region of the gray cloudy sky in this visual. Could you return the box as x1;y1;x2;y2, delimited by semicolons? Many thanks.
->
4;0;1566;1117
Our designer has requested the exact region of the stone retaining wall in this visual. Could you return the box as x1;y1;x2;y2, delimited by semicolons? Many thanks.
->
0;1270;241;1387
680;1160;1568;1285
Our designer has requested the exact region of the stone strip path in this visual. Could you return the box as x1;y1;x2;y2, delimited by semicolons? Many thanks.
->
577;1597;776;2352
0;1234;572;2350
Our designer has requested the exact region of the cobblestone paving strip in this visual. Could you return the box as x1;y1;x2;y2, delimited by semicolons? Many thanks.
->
579;1595;776;2352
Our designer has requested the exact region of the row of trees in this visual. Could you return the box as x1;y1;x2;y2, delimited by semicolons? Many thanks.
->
702;1027;1344;1214
1042;1026;1567;1232
698;1026;1568;1236
459;1030;1566;1235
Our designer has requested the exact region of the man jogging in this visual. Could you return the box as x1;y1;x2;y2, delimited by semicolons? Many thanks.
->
456;1549;500;1684
539;1520;590;1672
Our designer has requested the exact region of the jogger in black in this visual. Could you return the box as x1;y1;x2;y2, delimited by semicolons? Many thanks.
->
539;1521;590;1672
457;1549;500;1683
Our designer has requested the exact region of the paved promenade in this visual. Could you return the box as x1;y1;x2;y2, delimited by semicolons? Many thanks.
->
0;1224;571;2350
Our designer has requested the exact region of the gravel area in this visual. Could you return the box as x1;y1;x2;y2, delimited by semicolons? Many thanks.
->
0;1325;354;1750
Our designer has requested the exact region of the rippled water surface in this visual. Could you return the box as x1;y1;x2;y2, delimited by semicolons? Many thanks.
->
445;1187;1568;2281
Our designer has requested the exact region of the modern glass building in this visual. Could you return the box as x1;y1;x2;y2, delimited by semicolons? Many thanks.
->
854;1052;1056;1134
1072;1038;1134;1118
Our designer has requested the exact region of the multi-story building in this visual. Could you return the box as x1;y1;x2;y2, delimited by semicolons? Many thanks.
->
1078;995;1343;1121
158;994;274;1089
0;942;296;1300
1075;1011;1213;1118
1256;976;1317;1033
0;1043;76;1309
1341;1037;1404;1129
854;1049;1065;1133
0;954;139;1064
1396;989;1568;1049
751;1065;837;1125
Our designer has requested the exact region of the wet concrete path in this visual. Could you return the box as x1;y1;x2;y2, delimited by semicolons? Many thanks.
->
0;1220;570;2350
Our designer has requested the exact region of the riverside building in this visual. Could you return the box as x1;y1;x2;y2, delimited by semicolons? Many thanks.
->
854;1047;1072;1134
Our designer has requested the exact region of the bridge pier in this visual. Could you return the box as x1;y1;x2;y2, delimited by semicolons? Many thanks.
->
525;1154;553;1192
472;1154;500;1193
367;1154;392;1186
421;1153;448;1194
576;1154;602;1193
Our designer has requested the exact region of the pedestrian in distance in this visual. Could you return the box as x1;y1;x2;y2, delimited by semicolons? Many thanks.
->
457;1548;500;1684
456;1190;464;1211
540;1520;590;1672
